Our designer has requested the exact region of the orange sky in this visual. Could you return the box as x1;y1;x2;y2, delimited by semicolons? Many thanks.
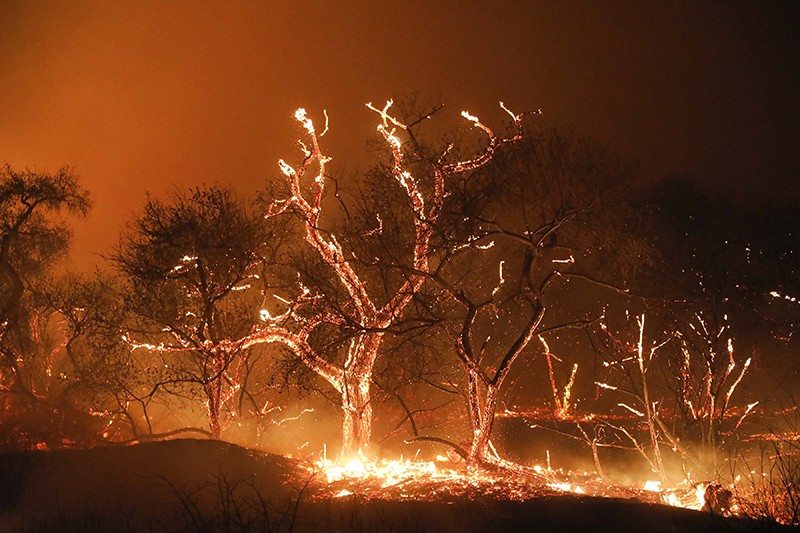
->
1;1;798;271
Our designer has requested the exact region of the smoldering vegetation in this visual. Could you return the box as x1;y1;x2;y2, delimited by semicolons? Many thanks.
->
1;439;789;533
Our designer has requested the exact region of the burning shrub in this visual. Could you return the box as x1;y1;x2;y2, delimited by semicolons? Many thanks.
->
733;412;800;526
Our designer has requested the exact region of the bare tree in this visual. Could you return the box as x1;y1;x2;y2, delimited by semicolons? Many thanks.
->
408;130;641;469
42;273;154;442
599;178;766;477
587;306;755;483
590;314;673;479
111;186;278;438
237;102;524;457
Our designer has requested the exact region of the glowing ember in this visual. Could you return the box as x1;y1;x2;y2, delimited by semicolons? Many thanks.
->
310;456;713;511
312;456;559;502
318;457;455;487
643;480;662;492
548;482;585;494
656;482;707;510
639;479;706;510
664;492;683;507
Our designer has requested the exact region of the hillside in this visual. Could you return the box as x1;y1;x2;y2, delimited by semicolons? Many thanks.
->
0;439;784;532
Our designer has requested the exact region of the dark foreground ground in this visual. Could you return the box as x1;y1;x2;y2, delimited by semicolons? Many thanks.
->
0;439;791;532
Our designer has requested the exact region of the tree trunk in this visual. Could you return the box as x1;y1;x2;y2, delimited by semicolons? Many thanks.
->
466;368;499;465
207;405;221;439
206;389;222;439
339;332;382;457
341;373;372;457
204;361;224;439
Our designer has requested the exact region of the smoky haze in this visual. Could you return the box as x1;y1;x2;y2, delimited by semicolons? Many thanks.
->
1;1;798;271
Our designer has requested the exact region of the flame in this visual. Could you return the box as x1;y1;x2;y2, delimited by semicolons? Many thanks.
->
309;453;747;521
312;456;715;509
695;483;707;509
643;480;662;492
294;108;315;133
548;482;585;494
461;110;479;123
313;455;563;503
312;455;719;514
318;456;450;487
643;481;708;510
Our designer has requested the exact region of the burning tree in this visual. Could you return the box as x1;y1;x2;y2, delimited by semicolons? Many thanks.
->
590;177;770;478
589;314;675;479
588;309;755;481
237;102;525;458
430;267;550;467
408;130;641;468
667;312;754;453
111;186;279;438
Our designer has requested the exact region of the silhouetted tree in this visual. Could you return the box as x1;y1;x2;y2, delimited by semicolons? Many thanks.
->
411;130;644;468
0;164;91;446
111;186;278;438
40;273;148;441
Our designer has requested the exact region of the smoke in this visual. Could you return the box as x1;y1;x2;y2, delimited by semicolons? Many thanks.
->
4;2;797;273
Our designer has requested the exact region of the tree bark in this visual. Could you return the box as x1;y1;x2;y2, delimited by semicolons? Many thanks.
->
204;378;223;439
341;373;372;457
203;355;225;439
339;331;382;457
467;370;499;464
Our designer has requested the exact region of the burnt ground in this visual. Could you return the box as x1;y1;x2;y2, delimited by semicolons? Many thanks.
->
0;439;791;532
